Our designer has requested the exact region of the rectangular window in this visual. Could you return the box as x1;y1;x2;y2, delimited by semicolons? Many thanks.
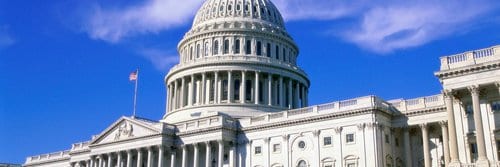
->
323;136;332;146
234;80;240;101
254;146;262;154
223;39;229;54
347;163;356;167
222;80;228;101
492;101;500;112
346;133;355;143
385;134;390;144
256;41;262;56
273;144;281;153
246;40;251;55
266;43;271;57
395;137;399;147
235;39;240;54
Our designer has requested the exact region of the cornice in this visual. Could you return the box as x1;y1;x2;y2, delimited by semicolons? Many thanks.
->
435;60;500;79
177;125;237;137
89;133;174;148
241;107;382;133
166;61;309;85
397;106;446;117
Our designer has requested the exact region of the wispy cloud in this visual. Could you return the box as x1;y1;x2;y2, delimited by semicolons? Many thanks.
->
0;25;15;50
82;0;201;43
275;0;500;53
138;48;179;71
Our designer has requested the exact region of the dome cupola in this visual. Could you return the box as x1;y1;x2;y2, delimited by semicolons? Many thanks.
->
163;0;309;123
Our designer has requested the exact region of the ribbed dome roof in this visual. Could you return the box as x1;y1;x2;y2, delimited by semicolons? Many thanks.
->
192;0;285;30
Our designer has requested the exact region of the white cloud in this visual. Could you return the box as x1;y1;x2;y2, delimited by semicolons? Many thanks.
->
274;0;499;53
138;48;179;71
0;26;15;49
83;0;201;43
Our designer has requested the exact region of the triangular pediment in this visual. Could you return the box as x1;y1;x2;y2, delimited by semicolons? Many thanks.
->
90;116;161;145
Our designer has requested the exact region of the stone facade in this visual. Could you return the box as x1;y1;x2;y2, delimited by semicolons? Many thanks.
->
23;0;500;167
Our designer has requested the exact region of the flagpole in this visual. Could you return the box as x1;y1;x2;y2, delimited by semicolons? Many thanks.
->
133;68;139;118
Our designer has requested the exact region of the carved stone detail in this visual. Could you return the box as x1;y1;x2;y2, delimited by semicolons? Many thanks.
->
334;127;343;134
114;122;134;140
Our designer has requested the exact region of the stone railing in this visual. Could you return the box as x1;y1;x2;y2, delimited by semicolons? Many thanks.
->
70;141;90;152
440;45;500;70
168;55;306;75
389;94;445;113
242;95;392;126
26;150;70;164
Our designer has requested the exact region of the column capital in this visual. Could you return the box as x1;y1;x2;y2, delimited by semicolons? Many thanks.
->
439;121;448;127
334;127;343;134
312;130;320;137
442;89;455;98
357;123;365;131
495;82;500;88
282;134;289;141
419;123;428;129
468;85;480;96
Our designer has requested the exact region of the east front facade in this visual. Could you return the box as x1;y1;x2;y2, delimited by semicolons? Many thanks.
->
24;0;500;167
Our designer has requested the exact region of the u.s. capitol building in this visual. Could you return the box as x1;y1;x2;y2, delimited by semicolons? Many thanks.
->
24;0;500;167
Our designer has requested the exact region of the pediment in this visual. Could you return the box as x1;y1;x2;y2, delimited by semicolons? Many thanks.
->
91;116;161;145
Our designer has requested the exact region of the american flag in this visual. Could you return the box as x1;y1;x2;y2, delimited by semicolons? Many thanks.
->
129;70;138;81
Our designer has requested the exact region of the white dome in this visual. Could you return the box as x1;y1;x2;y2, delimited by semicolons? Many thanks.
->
192;0;285;30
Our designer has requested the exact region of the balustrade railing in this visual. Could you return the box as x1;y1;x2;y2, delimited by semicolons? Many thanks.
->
440;45;499;70
390;94;445;113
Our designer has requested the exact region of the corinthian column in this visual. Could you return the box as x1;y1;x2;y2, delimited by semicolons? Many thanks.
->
181;145;187;167
268;74;272;106
439;121;450;166
228;71;233;103
402;127;412;166
136;148;143;167
206;142;212;167
147;147;153;167
469;86;489;165
218;140;224;167
126;150;132;167
443;90;461;166
255;72;260;104
193;143;199;167
158;146;164;167
420;124;431;167
241;71;246;103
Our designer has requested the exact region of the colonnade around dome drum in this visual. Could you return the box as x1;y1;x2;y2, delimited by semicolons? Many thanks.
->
167;70;309;112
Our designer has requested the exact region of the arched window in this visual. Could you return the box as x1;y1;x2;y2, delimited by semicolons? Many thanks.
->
245;40;251;55
256;41;262;56
283;48;286;61
266;43;271;57
275;45;279;59
190;46;194;60
228;4;232;11
297;160;307;167
213;40;219;55
245;80;252;101
204;42;210;57
196;44;200;58
223;39;230;54
235;39;241;54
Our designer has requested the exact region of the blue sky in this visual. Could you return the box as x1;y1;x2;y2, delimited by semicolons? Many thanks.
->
1;0;500;164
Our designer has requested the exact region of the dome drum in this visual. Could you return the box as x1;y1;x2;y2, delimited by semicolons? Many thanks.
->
163;0;309;123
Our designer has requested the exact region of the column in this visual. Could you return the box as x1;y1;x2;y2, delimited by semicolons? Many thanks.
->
147;147;153;167
230;143;236;167
288;79;292;109
137;149;143;167
228;71;233;103
241;71;246;103
215;72;221;103
403;127;412;166
181;145;187;167
87;159;91;167
205;77;211;105
218;140;224;167
89;158;93;167
255;72;260;104
206;142;212;167
98;155;104;167
117;152;122;167
279;76;284;107
268;74;272;106
443;90;461;165
301;84;306;107
469;86;489;164
439;121;450;166
170;151;177;167
107;153;112;167
420;124;431;167
188;75;194;106
126;150;132;167
158;146;164;167
174;80;179;109
193;143;199;167
181;77;186;108
201;73;206;104
295;81;300;108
